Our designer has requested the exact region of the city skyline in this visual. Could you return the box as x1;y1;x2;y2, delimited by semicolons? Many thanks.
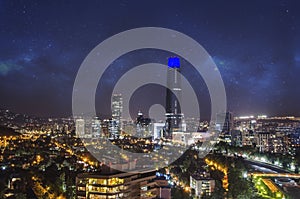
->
0;0;300;118
1;1;300;198
1;105;300;198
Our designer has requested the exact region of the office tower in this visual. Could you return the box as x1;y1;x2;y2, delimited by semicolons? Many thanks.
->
216;112;233;133
165;57;184;139
91;117;101;138
76;119;85;137
111;94;123;137
153;123;165;140
136;111;152;138
216;112;233;144
108;119;119;139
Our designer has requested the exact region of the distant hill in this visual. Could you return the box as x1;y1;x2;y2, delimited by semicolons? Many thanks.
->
0;126;20;136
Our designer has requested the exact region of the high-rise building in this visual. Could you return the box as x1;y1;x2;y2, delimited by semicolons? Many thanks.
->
269;133;284;154
91;117;101;138
231;130;242;147
257;132;270;152
287;128;300;155
76;119;85;137
216;112;233;144
111;94;123;137
165;57;185;139
153;123;165;140
216;112;233;133
136;111;152;138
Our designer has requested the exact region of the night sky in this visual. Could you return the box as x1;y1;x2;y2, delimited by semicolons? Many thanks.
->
0;0;300;119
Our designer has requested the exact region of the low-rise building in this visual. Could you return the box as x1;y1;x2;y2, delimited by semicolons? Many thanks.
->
190;173;215;198
76;168;170;199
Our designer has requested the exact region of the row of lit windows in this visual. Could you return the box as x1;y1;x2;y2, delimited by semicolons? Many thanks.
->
89;193;125;199
88;185;126;193
88;177;124;186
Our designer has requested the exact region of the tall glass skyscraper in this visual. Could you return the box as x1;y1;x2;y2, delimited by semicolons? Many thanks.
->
165;57;184;139
111;94;123;138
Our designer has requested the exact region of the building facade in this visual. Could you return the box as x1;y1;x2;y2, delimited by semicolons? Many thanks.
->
190;174;215;198
76;169;170;199
111;94;123;137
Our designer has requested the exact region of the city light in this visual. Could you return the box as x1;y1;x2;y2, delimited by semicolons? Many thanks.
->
243;172;248;178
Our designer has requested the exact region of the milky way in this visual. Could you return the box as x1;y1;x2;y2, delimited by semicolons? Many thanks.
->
0;0;299;118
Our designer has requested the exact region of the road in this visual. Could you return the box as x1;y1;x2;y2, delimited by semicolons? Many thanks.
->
244;159;291;173
244;159;300;199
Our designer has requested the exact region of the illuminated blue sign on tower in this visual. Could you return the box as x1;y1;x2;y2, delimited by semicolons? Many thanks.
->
168;57;180;68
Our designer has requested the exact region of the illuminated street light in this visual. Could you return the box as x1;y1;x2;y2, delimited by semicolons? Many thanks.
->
243;172;248;178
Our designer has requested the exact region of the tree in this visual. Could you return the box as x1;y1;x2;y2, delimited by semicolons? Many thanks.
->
227;166;260;199
210;170;224;181
15;193;27;199
171;188;191;199
210;180;225;199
